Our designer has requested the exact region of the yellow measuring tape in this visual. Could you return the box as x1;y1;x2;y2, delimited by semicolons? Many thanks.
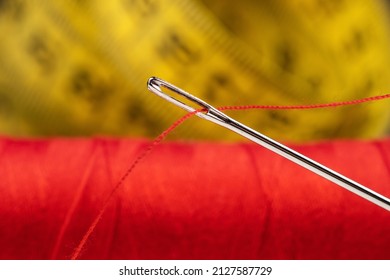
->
1;0;390;141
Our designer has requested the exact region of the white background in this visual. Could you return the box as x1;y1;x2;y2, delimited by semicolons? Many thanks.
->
0;260;388;280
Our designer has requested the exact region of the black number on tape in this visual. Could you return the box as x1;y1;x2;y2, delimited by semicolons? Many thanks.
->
157;30;200;65
70;68;110;108
27;32;56;73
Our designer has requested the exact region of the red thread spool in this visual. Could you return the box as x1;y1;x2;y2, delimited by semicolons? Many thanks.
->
1;137;390;260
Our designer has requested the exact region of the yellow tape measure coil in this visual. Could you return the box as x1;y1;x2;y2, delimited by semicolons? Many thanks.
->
0;0;390;141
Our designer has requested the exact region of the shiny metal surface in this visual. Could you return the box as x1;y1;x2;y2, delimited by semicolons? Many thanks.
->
148;77;390;211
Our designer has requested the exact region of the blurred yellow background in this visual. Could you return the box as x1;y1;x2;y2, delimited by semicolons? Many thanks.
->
1;0;390;142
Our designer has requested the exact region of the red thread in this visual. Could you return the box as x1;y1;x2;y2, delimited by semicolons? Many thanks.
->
217;93;390;111
71;93;390;259
70;110;199;260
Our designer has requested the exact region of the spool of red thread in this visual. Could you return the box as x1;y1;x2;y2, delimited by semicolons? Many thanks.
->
0;136;389;260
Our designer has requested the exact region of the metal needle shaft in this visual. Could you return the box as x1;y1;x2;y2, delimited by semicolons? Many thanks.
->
147;77;390;211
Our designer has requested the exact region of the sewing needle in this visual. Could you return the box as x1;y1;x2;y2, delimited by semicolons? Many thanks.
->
147;77;390;211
